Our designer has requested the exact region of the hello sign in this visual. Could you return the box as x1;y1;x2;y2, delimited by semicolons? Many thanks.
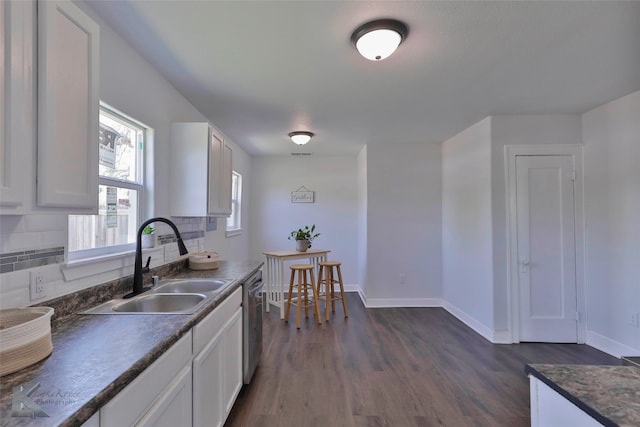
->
291;186;315;203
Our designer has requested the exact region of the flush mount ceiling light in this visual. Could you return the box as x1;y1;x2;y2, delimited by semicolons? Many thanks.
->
289;131;314;145
351;19;409;61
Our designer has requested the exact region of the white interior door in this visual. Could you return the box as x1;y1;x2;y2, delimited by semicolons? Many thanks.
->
516;155;578;342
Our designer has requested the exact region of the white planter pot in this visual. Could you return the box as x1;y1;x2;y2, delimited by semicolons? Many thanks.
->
295;239;310;252
141;234;156;249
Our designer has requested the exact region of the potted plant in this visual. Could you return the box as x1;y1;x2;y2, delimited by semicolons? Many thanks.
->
288;224;320;252
141;225;155;249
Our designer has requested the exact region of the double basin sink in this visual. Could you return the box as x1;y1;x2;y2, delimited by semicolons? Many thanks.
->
83;278;233;315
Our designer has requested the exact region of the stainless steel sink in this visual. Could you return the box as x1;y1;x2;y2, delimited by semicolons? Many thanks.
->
114;293;206;313
83;293;208;315
82;277;233;315
151;278;231;294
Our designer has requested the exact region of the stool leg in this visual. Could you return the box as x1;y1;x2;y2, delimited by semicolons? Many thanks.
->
323;267;330;321
303;271;309;319
295;271;303;329
318;265;328;322
317;264;324;299
309;269;322;324
327;267;336;315
285;268;295;322
336;265;349;318
329;267;336;313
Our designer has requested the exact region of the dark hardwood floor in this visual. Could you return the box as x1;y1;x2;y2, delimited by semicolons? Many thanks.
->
226;293;621;427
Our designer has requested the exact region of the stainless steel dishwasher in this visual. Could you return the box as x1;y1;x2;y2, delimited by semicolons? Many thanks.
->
243;269;263;384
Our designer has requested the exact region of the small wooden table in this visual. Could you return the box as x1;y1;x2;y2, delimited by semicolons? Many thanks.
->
263;249;330;319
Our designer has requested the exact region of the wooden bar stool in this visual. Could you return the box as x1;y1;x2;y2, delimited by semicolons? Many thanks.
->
317;261;349;321
284;264;322;329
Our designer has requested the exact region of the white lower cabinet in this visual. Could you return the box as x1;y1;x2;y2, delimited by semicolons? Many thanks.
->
94;288;244;427
222;308;243;417
529;376;602;427
80;412;99;427
136;364;192;427
193;287;243;427
100;332;193;427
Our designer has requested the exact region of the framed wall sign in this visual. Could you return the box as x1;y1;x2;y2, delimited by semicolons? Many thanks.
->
291;186;314;203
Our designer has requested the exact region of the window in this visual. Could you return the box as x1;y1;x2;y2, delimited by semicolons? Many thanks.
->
68;106;146;259
226;171;242;236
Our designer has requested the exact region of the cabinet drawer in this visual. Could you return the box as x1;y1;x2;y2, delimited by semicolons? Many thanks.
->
136;364;192;427
193;287;242;355
100;331;192;427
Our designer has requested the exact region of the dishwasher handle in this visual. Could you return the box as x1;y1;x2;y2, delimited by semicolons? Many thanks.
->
245;271;263;290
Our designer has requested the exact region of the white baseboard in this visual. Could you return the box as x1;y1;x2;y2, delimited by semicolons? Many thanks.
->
263;283;360;293
352;288;640;349
492;329;512;344
586;330;640;358
353;288;506;343
363;297;443;308
442;301;497;343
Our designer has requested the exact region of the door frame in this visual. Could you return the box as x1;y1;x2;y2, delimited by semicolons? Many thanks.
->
505;144;586;344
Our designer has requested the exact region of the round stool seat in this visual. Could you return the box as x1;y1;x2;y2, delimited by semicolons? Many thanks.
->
319;261;341;267
290;264;314;270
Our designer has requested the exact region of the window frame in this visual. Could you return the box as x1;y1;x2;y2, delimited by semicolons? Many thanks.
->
68;104;147;262
226;170;242;237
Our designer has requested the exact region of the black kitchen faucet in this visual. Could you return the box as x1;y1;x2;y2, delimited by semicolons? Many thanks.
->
126;217;188;298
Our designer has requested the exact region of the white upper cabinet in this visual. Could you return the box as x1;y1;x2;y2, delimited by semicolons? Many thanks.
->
37;0;99;210
171;122;233;217
0;1;29;213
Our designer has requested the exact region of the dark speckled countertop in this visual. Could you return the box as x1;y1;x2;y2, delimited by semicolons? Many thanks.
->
526;364;640;427
0;260;262;427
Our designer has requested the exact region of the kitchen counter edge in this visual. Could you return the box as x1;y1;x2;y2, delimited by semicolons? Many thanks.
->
0;260;263;427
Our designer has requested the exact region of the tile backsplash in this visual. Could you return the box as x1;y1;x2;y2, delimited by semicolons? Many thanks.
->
0;215;208;308
0;216;205;275
0;246;65;274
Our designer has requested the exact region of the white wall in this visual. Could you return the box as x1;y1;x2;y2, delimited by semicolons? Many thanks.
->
357;146;368;295
442;118;494;333
490;115;583;332
248;155;359;285
582;90;640;356
365;143;442;306
441;115;583;340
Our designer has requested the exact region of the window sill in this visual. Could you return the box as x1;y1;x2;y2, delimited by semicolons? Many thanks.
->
225;228;242;238
62;247;163;282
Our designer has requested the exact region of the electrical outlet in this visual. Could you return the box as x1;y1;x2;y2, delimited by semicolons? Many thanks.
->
399;273;406;285
29;271;47;300
630;312;640;328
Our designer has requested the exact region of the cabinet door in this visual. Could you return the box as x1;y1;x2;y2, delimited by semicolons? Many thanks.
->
100;332;192;427
220;143;233;216
136;364;193;427
80;412;99;427
207;127;224;216
170;122;211;216
222;307;243;418
193;328;225;427
37;0;99;209
530;377;602;427
0;0;28;212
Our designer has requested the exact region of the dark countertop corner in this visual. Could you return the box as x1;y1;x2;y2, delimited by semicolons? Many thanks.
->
526;363;640;427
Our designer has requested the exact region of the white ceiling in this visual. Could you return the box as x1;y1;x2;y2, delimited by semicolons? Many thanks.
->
86;1;640;157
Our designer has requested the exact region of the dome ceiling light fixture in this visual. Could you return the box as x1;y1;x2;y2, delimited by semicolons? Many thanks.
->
289;131;314;145
351;18;409;61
